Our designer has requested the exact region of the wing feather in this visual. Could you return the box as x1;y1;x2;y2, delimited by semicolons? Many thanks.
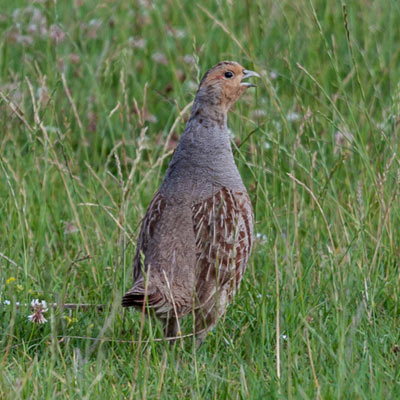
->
191;188;253;306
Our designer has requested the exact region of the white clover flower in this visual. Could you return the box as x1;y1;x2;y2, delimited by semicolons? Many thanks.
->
270;70;278;80
28;299;48;324
145;113;158;124
376;122;385;130
183;55;196;65
261;69;278;80
151;52;168;65
286;112;300;122
16;35;34;46
256;232;268;242
185;80;198;91
252;109;267;120
64;221;79;235
334;128;354;154
49;24;65;43
3;300;11;305
28;23;38;34
128;36;147;49
272;120;282;133
175;29;186;39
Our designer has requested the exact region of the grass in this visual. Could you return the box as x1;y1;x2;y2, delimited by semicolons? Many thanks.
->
1;0;400;398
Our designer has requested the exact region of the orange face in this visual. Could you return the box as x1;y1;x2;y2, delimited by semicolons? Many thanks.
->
199;61;259;109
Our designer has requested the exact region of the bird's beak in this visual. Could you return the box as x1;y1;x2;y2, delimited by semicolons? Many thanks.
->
241;69;260;87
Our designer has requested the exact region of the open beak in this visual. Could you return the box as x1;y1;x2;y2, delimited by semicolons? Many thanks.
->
241;69;260;87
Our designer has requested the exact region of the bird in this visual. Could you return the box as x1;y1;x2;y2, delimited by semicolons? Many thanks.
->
122;61;259;346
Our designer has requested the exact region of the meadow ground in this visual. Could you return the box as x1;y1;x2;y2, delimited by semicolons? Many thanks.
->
1;0;400;398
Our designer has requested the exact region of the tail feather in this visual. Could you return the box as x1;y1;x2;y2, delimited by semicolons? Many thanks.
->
122;284;162;309
121;292;146;308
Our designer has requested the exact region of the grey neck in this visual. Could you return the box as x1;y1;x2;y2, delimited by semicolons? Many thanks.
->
161;95;245;200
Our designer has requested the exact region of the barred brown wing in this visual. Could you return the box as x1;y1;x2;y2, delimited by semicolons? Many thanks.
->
191;187;254;306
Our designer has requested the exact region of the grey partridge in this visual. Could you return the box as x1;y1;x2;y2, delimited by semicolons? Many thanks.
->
122;61;258;345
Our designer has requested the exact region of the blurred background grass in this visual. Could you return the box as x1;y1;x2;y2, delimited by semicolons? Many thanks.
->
1;0;400;398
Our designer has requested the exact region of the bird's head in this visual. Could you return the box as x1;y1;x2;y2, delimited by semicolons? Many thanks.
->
195;61;260;111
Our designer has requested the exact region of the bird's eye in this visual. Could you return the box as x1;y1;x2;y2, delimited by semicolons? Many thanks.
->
224;71;234;79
